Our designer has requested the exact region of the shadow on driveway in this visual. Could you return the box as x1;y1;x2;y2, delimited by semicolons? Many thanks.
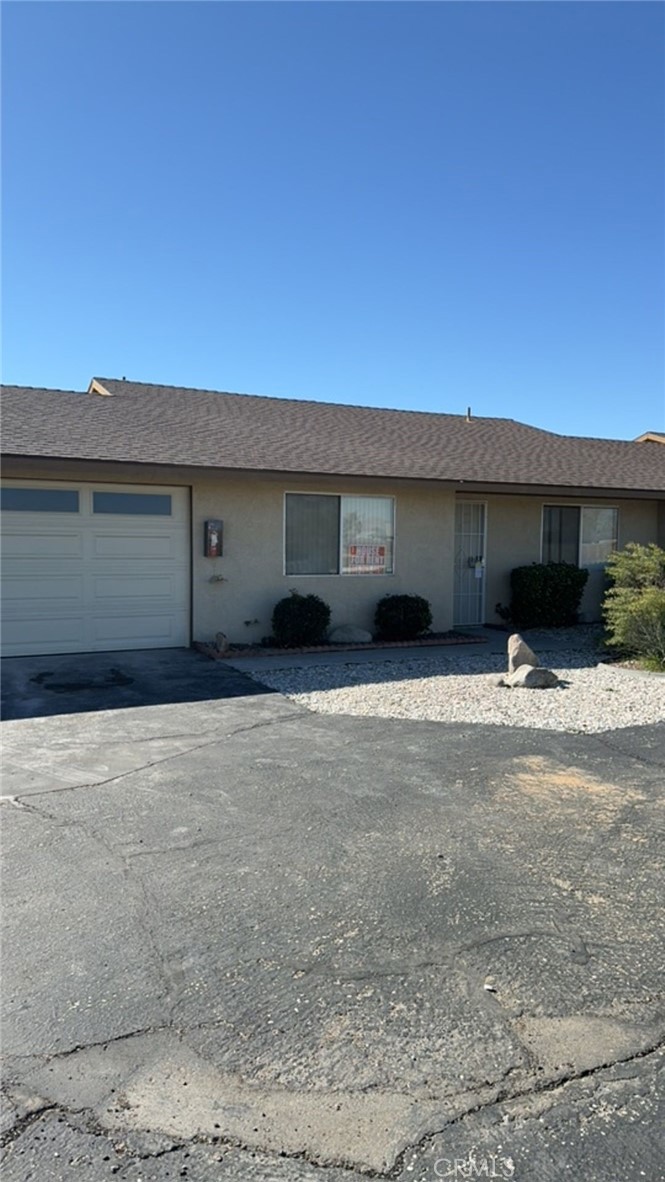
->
1;647;275;720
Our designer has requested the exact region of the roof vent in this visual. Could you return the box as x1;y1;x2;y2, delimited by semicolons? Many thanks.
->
466;406;472;422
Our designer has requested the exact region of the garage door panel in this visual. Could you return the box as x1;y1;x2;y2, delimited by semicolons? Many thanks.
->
2;616;86;653
92;574;185;601
2;575;84;606
91;614;187;643
92;534;181;559
2;532;84;559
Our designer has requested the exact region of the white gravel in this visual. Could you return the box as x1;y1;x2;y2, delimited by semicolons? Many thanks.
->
248;641;665;734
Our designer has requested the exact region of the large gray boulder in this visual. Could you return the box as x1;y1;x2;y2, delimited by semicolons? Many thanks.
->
328;625;373;644
508;632;539;674
502;665;559;689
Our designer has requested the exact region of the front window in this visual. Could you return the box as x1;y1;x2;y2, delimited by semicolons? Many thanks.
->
285;494;394;576
542;506;580;565
542;505;618;567
579;507;619;566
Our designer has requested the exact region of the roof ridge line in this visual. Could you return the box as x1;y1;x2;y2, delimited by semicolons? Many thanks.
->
92;377;520;424
0;383;85;395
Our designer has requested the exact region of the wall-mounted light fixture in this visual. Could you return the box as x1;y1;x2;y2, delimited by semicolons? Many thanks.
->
204;519;223;558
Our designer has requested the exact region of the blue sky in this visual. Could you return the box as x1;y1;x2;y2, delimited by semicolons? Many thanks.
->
2;1;663;439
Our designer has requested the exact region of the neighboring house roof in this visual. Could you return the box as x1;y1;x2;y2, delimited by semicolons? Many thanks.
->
1;377;664;494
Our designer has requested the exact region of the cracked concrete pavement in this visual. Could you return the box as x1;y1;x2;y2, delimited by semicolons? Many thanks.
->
1;648;664;1180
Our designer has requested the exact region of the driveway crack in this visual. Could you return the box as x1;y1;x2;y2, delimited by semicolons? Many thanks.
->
386;1038;665;1179
0;1101;57;1150
2;796;182;1022
1;736;226;801
2;713;298;804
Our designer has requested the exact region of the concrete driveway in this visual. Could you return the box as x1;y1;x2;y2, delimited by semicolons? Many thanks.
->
1;648;663;1181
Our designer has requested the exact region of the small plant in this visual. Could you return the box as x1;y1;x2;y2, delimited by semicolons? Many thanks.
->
374;593;432;641
501;562;588;629
603;543;665;669
271;589;331;648
494;602;512;624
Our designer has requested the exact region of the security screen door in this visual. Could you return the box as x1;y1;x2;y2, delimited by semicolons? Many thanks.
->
453;501;486;626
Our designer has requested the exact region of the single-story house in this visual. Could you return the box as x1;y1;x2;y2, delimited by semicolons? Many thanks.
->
1;377;664;657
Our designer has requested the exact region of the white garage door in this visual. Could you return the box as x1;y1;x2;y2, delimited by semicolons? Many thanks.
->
1;481;190;656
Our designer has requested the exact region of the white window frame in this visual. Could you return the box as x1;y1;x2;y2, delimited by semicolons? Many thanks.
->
283;491;396;577
540;504;619;569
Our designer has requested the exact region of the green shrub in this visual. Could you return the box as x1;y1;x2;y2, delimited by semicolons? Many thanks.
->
603;543;665;669
374;593;432;641
502;562;588;629
271;590;331;648
603;541;665;593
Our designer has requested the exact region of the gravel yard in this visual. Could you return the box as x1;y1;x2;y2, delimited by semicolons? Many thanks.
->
248;632;665;733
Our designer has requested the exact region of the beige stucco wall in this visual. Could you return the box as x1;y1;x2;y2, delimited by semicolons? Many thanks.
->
2;461;456;642
3;460;662;643
192;474;456;643
477;494;660;624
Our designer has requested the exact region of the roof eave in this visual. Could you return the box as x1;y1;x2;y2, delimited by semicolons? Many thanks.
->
1;452;664;498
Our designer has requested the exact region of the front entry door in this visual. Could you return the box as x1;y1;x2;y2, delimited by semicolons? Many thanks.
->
453;501;487;626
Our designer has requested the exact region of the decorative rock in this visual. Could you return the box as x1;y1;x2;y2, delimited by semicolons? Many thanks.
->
328;625;374;644
214;631;230;654
508;633;539;674
504;665;560;689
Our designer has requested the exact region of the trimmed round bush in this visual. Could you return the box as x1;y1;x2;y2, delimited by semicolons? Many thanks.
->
271;590;331;648
374;593;432;642
508;562;588;628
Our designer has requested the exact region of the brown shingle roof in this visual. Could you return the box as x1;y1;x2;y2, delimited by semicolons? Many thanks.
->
1;377;664;494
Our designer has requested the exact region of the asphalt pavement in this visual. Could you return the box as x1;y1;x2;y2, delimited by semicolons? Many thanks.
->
1;647;663;1181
